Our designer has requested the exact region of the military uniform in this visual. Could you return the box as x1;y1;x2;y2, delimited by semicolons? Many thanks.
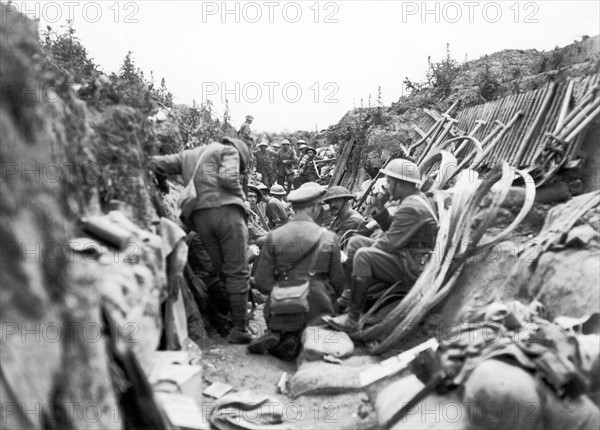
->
255;148;274;187
255;214;345;329
150;138;254;344
346;192;438;286
237;121;253;145
327;206;364;240
294;153;320;187
276;147;298;192
265;197;289;229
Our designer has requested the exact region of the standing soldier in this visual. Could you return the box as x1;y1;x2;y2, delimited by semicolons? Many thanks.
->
238;114;254;146
149;137;255;344
276;139;298;193
255;142;274;188
295;145;320;188
323;159;438;333
296;139;308;158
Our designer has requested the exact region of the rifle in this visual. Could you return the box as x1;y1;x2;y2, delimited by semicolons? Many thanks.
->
353;156;392;211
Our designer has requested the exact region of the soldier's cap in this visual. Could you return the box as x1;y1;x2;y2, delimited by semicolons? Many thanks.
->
323;185;355;202
246;114;254;121
300;181;327;196
247;184;263;203
281;139;291;145
272;142;281;148
297;139;306;144
304;146;317;154
288;185;325;204
257;142;268;148
298;143;308;149
270;184;286;196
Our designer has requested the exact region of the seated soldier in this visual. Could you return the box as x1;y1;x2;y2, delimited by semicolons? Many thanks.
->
297;182;331;227
322;186;364;242
265;184;290;229
249;185;345;360
246;183;268;248
324;159;438;333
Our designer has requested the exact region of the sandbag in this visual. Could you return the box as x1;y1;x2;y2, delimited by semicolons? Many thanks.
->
300;326;354;361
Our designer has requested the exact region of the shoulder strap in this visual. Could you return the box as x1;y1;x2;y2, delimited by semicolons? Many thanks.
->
411;195;439;224
279;229;325;275
187;149;204;186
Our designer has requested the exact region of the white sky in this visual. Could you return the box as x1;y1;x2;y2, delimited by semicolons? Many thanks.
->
14;0;600;133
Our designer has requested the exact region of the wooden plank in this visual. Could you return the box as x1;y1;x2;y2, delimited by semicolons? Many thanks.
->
412;125;428;139
329;138;356;186
424;108;442;121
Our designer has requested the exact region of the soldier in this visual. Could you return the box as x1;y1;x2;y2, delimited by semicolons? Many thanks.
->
323;159;438;333
296;139;308;158
294;146;320;188
276;139;298;193
149;137;254;344
265;184;290;229
249;184;345;360
246;184;268;248
297;182;330;227
237;114;254;146
322;186;363;241
256;182;269;216
255;142;274;187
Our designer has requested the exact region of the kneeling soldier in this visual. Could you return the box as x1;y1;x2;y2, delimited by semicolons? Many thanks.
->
249;184;345;360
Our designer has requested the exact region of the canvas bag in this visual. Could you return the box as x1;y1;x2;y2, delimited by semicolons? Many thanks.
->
178;152;204;221
269;230;324;315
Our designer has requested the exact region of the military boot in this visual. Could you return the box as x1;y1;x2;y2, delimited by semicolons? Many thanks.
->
247;329;281;354
323;276;371;333
336;262;354;311
226;293;254;344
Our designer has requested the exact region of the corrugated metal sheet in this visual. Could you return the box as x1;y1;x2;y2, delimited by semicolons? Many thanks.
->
412;74;599;174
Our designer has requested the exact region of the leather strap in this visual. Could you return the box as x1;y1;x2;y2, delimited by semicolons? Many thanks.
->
277;229;325;278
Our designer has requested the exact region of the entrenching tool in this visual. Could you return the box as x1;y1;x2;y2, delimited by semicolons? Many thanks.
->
451;119;506;173
408;100;460;157
417;117;459;166
408;116;445;156
454;119;486;157
472;111;524;169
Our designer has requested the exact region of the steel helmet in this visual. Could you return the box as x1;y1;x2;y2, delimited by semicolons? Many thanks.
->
270;184;286;196
272;142;281;148
323;186;355;202
245;114;254;121
297;139;306;145
256;182;269;191
304;146;316;154
257;142;268;148
380;159;422;185
281;139;291;145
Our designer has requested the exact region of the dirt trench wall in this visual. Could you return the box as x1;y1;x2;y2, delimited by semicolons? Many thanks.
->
0;7;181;428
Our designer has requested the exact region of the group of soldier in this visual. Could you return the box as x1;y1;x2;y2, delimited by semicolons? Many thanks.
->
149;123;438;356
238;114;335;193
148;124;600;428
